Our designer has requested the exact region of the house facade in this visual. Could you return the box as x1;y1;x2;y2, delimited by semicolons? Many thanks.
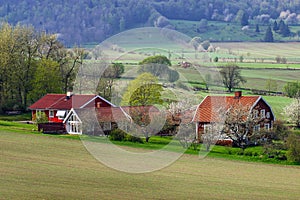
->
192;91;275;141
29;93;115;134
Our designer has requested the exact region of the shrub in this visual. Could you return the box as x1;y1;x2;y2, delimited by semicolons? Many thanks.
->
109;129;127;141
126;134;143;143
286;133;300;163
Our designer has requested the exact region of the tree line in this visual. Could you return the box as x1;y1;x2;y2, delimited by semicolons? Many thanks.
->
1;0;300;45
0;23;84;113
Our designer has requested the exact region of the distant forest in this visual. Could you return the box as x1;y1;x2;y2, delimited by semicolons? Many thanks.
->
1;0;300;45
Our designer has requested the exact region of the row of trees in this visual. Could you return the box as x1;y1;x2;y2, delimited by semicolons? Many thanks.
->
0;23;83;113
1;0;300;44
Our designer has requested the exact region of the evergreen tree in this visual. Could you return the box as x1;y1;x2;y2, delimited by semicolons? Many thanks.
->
264;26;274;42
273;20;279;31
241;12;249;26
255;24;260;33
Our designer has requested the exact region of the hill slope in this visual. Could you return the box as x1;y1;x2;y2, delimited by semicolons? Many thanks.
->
1;0;300;44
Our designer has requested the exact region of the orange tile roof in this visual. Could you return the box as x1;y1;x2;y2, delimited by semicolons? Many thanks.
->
193;95;260;123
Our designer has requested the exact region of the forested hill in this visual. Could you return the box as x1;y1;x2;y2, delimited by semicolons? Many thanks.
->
1;0;300;45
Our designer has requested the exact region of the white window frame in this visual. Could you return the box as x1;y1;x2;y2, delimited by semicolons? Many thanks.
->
49;110;54;118
204;124;212;134
56;110;66;120
264;123;270;130
266;112;270;119
253;109;259;118
253;125;260;132
260;109;265;118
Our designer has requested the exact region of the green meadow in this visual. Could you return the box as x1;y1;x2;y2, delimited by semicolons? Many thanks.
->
1;128;300;200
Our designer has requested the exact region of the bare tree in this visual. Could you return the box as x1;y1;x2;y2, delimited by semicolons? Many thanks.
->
220;63;246;92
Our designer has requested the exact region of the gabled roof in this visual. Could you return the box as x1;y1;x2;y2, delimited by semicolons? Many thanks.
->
28;94;112;110
193;95;261;123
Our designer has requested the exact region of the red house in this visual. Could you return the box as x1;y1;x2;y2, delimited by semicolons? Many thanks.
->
29;92;115;123
192;91;275;141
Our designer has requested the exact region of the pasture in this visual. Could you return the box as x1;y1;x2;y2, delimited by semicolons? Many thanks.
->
1;130;300;199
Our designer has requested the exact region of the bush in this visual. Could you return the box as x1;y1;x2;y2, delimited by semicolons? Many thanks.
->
109;129;127;141
126;134;143;143
286;133;300;163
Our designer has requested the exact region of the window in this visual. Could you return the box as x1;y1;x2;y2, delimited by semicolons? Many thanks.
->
253;110;259;118
204;124;212;133
264;123;270;130
56;110;66;120
260;109;265;118
253;125;260;132
49;110;54;118
266;112;270;119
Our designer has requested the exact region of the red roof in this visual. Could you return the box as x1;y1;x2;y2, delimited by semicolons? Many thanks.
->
96;107;131;122
29;94;98;110
193;95;260;123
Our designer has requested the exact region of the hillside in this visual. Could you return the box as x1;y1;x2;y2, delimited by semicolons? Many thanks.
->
1;0;300;45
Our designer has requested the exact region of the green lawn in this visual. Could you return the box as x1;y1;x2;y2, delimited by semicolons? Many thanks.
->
1;129;300;199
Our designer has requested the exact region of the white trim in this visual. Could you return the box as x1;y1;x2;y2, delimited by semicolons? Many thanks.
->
49;110;55;118
250;96;276;121
80;95;116;108
63;108;82;124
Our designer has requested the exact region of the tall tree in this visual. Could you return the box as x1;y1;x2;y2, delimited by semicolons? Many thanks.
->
264;26;274;42
122;73;163;106
219;63;246;92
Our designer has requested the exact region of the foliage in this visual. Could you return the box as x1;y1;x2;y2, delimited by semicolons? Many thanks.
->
122;73;163;106
264;26;274;42
286;133;300;163
97;63;125;100
221;103;261;151
2;0;300;44
109;128;127;141
283;81;300;98
219;63;246;92
33;111;48;124
139;55;171;66
284;98;300;128
0;23;81;113
265;79;278;94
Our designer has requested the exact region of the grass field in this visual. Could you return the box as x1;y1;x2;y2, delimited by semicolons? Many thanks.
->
1;130;300;199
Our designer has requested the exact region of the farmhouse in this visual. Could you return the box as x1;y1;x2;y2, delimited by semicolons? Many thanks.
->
192;91;275;141
29;92;115;123
29;93;160;135
29;92;116;134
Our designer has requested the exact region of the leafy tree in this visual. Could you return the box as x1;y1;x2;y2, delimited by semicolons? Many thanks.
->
139;55;171;66
286;133;300;163
29;59;63;102
283;81;300;98
265;79;278;94
264;26;274;42
168;69;180;83
190;37;202;51
219;63;246;92
122;73;163;106
97;63;125;100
